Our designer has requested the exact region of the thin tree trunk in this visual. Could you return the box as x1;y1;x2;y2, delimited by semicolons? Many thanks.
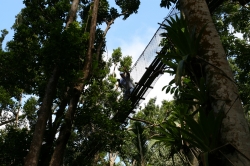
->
49;0;99;165
179;0;250;165
132;159;136;166
15;90;23;126
47;5;132;165
66;0;79;28
96;18;115;62
137;126;145;166
25;1;80;165
92;151;100;166
39;95;69;166
109;152;118;166
49;91;80;166
25;67;60;166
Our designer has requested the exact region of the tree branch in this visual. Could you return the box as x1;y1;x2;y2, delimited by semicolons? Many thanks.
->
128;117;154;125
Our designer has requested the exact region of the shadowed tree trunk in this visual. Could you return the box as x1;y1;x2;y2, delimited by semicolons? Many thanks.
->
137;127;145;166
49;0;100;165
39;95;69;166
179;0;250;165
24;1;80;165
24;67;60;166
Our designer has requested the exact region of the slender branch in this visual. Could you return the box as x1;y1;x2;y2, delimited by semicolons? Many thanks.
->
128;117;154;125
15;90;23;126
0;118;17;126
0;115;25;126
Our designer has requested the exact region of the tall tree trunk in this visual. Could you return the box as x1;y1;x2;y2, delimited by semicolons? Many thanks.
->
66;0;79;28
49;0;100;165
25;67;60;166
39;95;69;166
25;1;80;165
179;0;250;165
137;126;145;166
49;91;80;166
109;152;118;166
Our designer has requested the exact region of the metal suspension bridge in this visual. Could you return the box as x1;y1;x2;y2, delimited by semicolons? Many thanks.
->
127;0;250;113
113;6;179;123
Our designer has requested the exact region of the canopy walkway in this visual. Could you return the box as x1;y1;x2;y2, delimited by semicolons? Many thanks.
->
84;1;250;160
113;7;179;123
128;7;178;112
114;0;250;123
115;0;250;122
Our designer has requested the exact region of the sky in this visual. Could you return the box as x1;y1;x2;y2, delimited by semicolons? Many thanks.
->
0;0;174;106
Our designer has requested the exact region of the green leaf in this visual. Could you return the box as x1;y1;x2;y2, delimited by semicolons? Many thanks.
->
175;60;183;84
162;85;168;91
147;139;159;150
170;86;176;94
165;86;171;94
168;78;175;85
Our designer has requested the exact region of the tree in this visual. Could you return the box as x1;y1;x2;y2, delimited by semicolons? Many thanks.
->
48;1;100;165
0;127;32;166
47;1;139;164
158;0;250;165
0;29;8;51
23;1;82;164
179;0;250;165
118;99;184;165
0;0;140;165
4;0;250;165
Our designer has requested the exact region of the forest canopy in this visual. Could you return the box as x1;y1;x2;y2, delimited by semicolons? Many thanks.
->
1;0;250;166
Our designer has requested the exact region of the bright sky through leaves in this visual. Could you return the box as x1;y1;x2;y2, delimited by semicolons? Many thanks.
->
0;0;173;106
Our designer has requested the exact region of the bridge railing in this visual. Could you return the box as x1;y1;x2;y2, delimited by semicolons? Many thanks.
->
129;5;179;106
114;5;180;123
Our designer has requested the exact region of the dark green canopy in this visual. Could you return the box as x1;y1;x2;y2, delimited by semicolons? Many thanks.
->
207;0;250;13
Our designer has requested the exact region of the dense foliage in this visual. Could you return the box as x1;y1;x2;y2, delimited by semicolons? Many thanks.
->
1;0;250;165
0;0;139;165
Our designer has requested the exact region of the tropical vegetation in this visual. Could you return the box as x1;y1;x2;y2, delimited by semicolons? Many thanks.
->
1;0;250;165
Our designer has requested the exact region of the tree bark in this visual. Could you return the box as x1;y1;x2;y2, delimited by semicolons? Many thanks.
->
49;91;80;166
25;67;60;166
49;0;100;165
179;0;250;165
15;90;23;126
39;95;69;166
109;152;118;166
137;126;145;166
66;0;80;28
132;159;136;166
